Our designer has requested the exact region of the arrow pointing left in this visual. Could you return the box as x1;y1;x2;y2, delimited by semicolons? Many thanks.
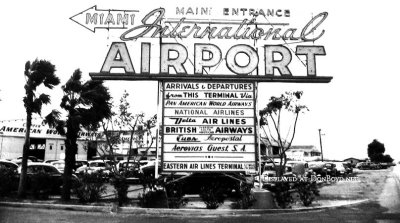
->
70;5;139;33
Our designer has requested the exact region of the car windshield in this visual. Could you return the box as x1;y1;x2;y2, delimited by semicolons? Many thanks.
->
90;162;106;167
0;162;17;169
43;166;59;174
264;165;275;171
121;162;137;167
53;163;65;169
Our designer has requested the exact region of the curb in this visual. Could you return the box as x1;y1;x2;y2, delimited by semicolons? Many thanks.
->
0;199;370;216
0;201;112;213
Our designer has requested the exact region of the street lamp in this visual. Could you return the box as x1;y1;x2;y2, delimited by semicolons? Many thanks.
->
318;129;324;161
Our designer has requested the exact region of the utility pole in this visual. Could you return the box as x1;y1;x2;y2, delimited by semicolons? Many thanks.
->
318;129;324;162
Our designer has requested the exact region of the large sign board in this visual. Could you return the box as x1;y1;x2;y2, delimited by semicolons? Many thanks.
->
162;81;257;172
88;7;332;83
74;5;332;173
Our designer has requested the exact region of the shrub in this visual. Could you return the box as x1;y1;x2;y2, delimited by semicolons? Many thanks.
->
0;167;17;196
270;177;320;208
138;189;168;208
231;183;256;209
165;181;188;209
74;171;107;203
110;175;129;206
29;172;56;200
269;181;293;208
200;181;225;209
294;180;319;206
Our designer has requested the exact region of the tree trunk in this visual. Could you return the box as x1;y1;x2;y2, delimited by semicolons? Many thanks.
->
62;121;78;201
18;112;32;198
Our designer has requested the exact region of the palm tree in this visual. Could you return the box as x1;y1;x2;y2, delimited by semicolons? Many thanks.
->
18;59;60;197
45;69;112;200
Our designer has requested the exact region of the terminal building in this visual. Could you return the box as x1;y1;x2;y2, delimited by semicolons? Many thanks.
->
260;137;322;161
0;118;156;161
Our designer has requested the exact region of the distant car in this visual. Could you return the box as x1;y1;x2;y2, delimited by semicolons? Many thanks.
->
355;162;381;170
369;163;381;170
356;162;369;169
379;163;390;169
308;162;329;177
342;163;353;174
324;163;338;176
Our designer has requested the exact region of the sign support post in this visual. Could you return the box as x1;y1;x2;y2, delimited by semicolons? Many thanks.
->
255;82;263;189
155;81;162;179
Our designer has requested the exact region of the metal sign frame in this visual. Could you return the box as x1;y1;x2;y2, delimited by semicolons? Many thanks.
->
161;80;258;173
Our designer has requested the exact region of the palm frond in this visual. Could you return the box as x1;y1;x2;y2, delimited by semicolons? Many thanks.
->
63;69;82;93
38;94;51;105
43;73;60;89
24;61;31;77
44;110;61;127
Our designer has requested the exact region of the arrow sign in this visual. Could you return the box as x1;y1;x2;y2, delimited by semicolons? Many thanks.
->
70;5;139;32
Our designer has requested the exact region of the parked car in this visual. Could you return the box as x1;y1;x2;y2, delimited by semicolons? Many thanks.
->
0;160;19;191
0;160;18;172
43;159;59;164
356;162;382;170
116;160;140;172
355;162;369;169
115;160;142;183
308;161;329;177
254;163;294;190
342;162;353;174
75;160;111;176
369;163;381;170
286;161;314;177
324;162;338;176
75;160;88;171
139;160;161;177
380;162;396;168
333;162;347;176
12;156;41;165
17;163;75;194
50;160;65;173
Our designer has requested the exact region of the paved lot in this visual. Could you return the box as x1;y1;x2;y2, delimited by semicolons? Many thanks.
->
1;167;399;222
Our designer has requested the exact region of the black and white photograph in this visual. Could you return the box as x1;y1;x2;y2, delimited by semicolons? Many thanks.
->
0;0;399;222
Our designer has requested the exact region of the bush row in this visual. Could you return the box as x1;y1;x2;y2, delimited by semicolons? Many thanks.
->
1;170;319;209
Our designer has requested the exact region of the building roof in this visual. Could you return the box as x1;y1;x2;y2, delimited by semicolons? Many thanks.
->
260;137;289;147
343;157;366;162
289;145;319;152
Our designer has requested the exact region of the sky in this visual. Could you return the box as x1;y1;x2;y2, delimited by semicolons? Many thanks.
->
0;0;399;161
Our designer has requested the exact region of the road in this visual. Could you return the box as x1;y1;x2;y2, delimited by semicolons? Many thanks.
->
378;165;400;214
1;167;399;222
